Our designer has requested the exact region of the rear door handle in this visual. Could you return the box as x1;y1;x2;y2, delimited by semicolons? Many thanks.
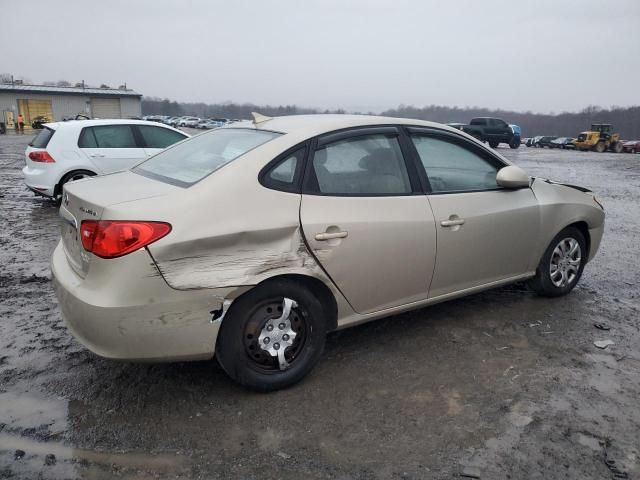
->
441;218;465;227
315;231;348;241
90;154;105;158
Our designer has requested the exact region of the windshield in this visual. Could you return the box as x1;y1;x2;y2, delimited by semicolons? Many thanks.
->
133;128;281;186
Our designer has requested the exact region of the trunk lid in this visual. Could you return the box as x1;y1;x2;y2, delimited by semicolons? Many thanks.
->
58;170;178;277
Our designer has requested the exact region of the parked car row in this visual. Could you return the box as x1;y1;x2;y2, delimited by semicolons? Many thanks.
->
524;136;575;149
524;135;640;153
143;115;239;129
622;140;640;153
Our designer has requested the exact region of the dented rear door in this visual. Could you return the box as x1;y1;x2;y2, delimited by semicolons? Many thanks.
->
300;129;437;314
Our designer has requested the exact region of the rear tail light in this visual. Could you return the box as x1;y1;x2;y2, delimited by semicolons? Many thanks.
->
80;221;171;259
28;151;56;163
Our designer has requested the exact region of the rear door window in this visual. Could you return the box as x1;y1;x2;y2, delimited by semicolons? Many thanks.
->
137;125;187;148
309;134;412;196
79;125;137;148
30;127;55;148
78;128;97;148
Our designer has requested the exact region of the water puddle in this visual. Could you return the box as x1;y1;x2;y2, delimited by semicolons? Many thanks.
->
0;434;189;478
0;391;67;432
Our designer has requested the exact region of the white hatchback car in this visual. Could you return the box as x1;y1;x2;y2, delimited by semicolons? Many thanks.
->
23;119;189;200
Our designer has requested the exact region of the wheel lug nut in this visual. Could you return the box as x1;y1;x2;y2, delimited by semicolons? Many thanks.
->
267;324;274;331
263;337;270;344
279;323;285;330
283;334;289;341
274;343;280;350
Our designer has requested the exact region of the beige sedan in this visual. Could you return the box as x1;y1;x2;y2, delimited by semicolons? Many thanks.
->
52;114;605;391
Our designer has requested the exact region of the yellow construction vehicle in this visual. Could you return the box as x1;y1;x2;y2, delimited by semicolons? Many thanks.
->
574;124;623;153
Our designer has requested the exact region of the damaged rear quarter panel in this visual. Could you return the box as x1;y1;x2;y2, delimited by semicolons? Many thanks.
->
139;139;328;290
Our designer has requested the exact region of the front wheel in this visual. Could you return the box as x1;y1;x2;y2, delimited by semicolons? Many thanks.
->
595;142;606;153
528;227;587;297
509;138;520;149
216;279;327;391
489;141;499;148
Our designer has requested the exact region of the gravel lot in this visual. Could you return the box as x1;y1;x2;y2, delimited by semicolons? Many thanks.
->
0;132;638;479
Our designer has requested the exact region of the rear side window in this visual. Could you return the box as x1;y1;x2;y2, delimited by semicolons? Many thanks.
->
470;118;486;126
78;125;137;148
137;125;187;148
411;135;500;193
310;134;411;195
30;127;55;148
134;128;281;186
261;147;306;193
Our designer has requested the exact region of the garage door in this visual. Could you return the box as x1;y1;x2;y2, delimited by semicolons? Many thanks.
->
91;98;121;119
17;99;53;128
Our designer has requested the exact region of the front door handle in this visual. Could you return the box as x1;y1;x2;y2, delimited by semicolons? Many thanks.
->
441;218;465;227
90;153;105;158
315;231;348;241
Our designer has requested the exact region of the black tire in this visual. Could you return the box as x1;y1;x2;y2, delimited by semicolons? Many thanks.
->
55;170;96;204
216;279;327;391
528;226;587;297
612;142;623;154
509;138;520;149
595;142;606;153
489;141;499;148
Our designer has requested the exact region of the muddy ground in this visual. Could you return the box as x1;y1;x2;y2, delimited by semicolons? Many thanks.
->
0;132;638;480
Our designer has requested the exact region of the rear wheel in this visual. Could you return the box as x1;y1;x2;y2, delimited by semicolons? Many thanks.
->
528;226;586;297
216;279;327;391
55;170;96;204
489;141;499;148
594;142;606;153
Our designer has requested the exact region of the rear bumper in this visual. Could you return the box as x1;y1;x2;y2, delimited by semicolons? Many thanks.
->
51;241;231;361
22;165;56;197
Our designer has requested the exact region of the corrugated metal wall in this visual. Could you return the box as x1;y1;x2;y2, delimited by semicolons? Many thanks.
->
90;98;121;118
120;97;142;118
0;92;141;122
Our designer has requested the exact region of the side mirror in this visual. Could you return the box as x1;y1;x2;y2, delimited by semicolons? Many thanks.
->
496;165;530;189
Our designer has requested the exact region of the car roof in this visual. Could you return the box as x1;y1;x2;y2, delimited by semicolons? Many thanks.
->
221;114;466;137
43;119;183;130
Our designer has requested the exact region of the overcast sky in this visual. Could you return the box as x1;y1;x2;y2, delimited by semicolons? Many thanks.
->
2;0;639;113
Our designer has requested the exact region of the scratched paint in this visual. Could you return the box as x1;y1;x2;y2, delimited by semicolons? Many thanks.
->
151;226;324;290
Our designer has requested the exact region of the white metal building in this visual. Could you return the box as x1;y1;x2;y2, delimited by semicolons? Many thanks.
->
0;83;142;130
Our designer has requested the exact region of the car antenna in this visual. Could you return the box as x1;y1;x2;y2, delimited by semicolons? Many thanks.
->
251;112;272;125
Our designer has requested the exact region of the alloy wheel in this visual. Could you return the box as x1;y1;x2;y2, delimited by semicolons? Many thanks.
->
549;237;582;288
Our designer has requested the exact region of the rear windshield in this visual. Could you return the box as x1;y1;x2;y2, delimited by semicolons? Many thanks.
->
133;128;281;186
29;127;55;148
